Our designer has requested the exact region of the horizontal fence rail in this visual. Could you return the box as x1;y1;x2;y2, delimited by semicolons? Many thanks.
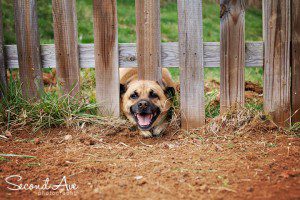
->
4;42;263;69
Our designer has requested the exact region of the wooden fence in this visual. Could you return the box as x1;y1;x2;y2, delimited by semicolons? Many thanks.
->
0;0;299;130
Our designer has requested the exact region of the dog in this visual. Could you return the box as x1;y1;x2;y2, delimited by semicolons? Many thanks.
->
120;68;175;138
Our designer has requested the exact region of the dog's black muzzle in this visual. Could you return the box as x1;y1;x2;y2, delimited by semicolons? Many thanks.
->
130;100;160;130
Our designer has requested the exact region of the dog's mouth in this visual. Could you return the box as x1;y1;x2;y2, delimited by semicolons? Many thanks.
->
131;110;160;130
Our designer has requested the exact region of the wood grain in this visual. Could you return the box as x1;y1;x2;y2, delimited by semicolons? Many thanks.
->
220;0;245;113
291;0;300;123
263;0;291;127
4;42;264;69
0;0;6;98
13;0;43;99
178;0;205;130
52;0;80;97
135;0;162;82
93;0;119;116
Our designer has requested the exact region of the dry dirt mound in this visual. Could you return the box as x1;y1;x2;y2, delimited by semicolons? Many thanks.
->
0;111;299;200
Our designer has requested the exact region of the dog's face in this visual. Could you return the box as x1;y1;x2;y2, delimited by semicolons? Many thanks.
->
121;80;174;131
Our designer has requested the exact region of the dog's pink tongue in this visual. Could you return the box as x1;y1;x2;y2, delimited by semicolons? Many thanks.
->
137;114;152;126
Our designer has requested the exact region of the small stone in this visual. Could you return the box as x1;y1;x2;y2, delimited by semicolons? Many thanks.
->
247;187;254;192
137;180;147;186
34;138;41;145
5;131;12;138
134;176;143;180
64;135;72;141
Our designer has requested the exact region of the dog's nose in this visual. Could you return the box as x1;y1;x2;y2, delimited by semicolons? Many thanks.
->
138;100;149;109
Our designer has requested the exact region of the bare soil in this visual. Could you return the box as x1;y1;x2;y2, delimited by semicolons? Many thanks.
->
0;115;299;200
1;78;299;199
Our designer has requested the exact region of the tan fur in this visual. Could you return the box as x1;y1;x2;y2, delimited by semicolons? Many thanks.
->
120;68;175;137
120;68;174;88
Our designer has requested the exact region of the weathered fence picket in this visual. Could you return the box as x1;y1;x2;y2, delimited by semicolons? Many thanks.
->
14;0;43;99
0;0;6;98
291;0;300;124
52;0;80;97
220;0;245;113
178;0;205;130
135;0;162;82
93;0;120;116
263;0;291;127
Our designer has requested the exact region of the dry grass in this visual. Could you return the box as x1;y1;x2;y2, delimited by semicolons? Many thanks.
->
177;108;299;140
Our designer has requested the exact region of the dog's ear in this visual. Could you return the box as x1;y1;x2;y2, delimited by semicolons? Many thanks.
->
120;84;126;95
164;86;175;99
157;80;175;99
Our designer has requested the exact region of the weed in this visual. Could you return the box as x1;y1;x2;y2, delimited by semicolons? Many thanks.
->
24;162;42;167
0;156;8;163
267;143;277;148
0;78;128;133
217;175;229;187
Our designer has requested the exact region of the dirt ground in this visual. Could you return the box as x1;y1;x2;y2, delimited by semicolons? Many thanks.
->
0;112;299;200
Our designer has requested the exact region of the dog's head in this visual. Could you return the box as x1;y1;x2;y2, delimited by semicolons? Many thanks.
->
120;80;175;131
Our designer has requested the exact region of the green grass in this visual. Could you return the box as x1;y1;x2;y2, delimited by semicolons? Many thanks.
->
2;0;262;43
170;67;263;85
0;77;100;131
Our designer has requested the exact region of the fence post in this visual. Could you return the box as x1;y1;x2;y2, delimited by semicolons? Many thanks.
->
135;0;162;82
263;0;291;127
291;0;300;123
0;0;6;98
93;0;120;116
220;0;245;114
14;0;43;99
52;0;80;97
178;0;205;130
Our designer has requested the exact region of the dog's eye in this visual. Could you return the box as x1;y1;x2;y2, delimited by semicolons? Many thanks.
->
130;92;139;99
149;90;159;99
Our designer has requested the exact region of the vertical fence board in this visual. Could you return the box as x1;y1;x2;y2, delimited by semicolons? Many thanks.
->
52;0;80;96
291;0;300;123
93;0;119;116
14;0;43;99
0;0;6;98
220;0;245;114
263;0;291;127
178;0;205;130
135;0;162;82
